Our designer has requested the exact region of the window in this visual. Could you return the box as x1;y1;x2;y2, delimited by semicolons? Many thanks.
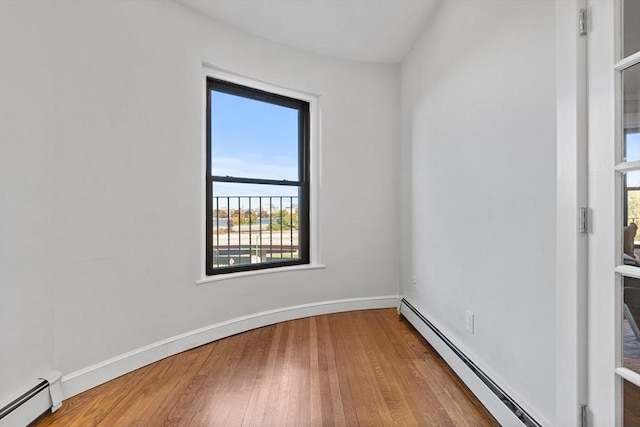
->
205;78;310;275
621;63;640;259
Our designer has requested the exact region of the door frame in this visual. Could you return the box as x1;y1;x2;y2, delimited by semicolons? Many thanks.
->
555;0;589;425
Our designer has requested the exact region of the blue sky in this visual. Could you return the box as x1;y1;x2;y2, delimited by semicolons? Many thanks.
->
211;90;299;202
627;132;640;161
211;91;298;180
627;133;640;187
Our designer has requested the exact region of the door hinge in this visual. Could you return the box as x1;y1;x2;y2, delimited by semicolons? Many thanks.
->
579;9;587;36
579;207;589;233
580;404;588;427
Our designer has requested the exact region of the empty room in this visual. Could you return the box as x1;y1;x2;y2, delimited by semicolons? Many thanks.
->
1;0;639;426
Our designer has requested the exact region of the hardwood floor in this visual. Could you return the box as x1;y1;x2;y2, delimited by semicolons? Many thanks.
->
32;309;498;426
625;379;640;427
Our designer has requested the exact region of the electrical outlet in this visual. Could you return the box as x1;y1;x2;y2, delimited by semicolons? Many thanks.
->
412;276;417;290
465;311;474;333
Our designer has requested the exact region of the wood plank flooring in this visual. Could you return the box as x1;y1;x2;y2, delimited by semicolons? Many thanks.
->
625;379;640;427
32;309;498;426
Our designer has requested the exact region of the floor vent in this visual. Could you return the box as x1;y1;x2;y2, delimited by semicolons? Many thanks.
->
399;298;541;427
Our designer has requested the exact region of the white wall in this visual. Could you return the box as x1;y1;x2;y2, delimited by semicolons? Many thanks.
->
0;0;57;405
400;1;558;424
0;0;400;403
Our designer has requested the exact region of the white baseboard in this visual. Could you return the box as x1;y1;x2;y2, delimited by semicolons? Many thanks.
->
399;298;551;427
61;295;400;400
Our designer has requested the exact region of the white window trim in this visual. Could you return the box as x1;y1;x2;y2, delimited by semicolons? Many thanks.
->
198;63;323;283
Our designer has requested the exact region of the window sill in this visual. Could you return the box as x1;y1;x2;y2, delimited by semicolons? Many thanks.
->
196;263;326;285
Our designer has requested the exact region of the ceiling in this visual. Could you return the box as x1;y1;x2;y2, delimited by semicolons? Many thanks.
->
176;0;441;64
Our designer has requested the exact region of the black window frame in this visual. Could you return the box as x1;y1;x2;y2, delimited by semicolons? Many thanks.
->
206;77;310;276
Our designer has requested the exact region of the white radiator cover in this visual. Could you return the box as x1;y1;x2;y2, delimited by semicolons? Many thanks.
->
0;371;62;427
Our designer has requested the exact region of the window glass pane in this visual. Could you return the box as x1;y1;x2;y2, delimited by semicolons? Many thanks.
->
626;131;640;162
623;172;640;253
212;181;299;199
623;0;640;58
627;188;640;241
623;64;640;163
623;277;640;374
210;182;301;270
210;90;299;181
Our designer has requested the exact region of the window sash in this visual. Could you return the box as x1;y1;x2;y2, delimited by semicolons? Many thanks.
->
205;78;310;276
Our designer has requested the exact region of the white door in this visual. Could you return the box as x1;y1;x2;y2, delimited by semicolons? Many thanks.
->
587;0;640;425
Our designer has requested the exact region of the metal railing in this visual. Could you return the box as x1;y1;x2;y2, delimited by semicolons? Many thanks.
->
211;196;299;268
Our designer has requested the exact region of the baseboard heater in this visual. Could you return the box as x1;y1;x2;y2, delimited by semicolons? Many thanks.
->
0;371;63;426
399;298;541;427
